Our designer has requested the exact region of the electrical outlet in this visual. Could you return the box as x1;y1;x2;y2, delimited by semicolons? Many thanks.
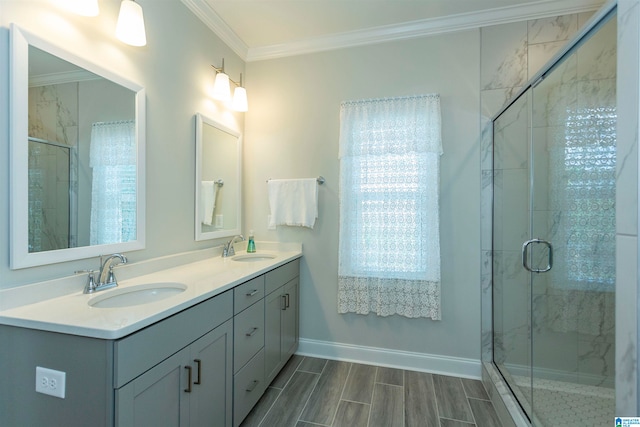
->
35;366;66;398
215;214;223;229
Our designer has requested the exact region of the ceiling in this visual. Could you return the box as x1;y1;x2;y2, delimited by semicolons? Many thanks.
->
181;0;604;61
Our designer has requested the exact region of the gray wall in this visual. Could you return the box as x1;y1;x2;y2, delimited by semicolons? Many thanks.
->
243;31;482;363
1;0;245;288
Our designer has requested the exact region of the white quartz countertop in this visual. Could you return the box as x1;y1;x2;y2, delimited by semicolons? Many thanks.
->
0;244;302;340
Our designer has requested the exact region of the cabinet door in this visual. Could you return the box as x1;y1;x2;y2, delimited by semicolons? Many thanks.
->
116;348;190;427
281;279;299;359
189;319;233;427
264;289;284;383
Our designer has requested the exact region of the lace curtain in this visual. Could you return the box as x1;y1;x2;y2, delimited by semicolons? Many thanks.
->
548;105;616;293
90;121;137;245
338;94;443;319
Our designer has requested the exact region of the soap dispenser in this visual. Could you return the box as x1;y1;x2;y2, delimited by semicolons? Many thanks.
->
247;230;256;253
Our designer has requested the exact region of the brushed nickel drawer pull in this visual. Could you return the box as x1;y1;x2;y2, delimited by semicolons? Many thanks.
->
246;327;259;337
246;289;258;297
246;380;259;392
194;359;202;385
184;366;192;393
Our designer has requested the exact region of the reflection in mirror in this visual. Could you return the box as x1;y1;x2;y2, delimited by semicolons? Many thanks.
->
10;24;146;269
195;113;242;241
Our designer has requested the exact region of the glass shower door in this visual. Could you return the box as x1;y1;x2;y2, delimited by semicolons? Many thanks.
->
492;91;533;418
529;11;616;426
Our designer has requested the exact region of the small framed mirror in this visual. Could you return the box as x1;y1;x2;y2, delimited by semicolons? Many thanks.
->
195;114;242;241
10;24;146;269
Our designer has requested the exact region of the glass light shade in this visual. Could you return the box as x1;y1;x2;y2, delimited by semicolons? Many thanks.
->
56;0;100;16
231;87;248;112
116;0;147;47
212;73;231;102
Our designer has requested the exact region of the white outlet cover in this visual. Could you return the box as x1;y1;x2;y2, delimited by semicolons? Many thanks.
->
35;366;66;398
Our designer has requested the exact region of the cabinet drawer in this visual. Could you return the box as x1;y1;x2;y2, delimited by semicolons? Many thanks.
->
233;301;264;372
233;349;265;427
114;290;233;388
265;259;300;295
234;276;265;314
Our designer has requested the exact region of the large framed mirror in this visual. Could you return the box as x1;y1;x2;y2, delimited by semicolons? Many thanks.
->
195;113;242;241
10;24;146;269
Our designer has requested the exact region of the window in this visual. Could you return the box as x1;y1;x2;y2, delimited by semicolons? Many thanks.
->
337;94;442;319
549;105;616;292
90;120;137;245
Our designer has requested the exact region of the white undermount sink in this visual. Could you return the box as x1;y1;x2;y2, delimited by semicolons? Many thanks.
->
232;253;277;262
88;282;187;309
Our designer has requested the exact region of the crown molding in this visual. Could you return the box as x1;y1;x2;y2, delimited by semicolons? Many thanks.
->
182;0;604;62
180;0;249;60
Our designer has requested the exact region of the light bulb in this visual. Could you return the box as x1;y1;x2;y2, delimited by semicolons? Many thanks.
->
232;86;248;112
116;0;147;47
212;73;231;102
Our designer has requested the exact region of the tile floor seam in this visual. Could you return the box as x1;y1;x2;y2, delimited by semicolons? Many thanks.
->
254;388;282;427
366;369;378;427
430;372;443;426
340;398;372;406
328;362;353;427
374;382;404;389
296;364;325;426
456;377;477;426
402;370;406;427
439;416;475;425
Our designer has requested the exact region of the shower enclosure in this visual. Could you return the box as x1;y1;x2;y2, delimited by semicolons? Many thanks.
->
492;5;616;426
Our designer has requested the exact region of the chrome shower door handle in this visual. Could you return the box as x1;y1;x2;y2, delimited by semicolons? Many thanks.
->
522;239;553;273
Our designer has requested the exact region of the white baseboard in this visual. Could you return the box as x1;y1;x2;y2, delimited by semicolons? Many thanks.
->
297;338;482;379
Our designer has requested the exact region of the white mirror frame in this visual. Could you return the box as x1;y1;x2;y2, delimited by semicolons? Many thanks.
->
9;24;146;269
194;113;242;241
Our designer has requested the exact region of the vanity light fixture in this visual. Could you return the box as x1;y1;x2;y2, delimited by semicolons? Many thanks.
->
115;0;147;47
211;59;248;112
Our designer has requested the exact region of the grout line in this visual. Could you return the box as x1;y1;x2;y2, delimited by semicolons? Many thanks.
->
366;367;379;427
255;387;282;427
431;373;443;425
296;359;325;425
402;370;406;427
439;416;475;425
329;362;353;427
340;398;372;406
460;377;479;427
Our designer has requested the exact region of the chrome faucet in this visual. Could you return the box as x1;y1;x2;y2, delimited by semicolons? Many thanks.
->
76;253;128;294
222;235;244;257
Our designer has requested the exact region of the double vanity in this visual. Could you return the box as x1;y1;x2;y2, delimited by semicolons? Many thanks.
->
2;20;297;427
0;243;302;427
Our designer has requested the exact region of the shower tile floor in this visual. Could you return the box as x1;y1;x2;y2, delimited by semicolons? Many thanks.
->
240;354;503;427
513;376;614;426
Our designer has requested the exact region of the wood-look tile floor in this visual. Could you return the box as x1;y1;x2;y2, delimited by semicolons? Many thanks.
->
240;355;503;427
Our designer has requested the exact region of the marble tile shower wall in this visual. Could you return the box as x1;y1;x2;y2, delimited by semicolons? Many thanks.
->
27;83;79;251
479;13;596;362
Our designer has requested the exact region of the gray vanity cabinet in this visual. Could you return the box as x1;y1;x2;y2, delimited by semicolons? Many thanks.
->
115;292;234;427
264;260;300;384
115;320;233;427
0;257;300;427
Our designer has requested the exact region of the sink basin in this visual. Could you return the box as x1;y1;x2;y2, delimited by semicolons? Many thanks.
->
88;282;187;309
232;253;277;262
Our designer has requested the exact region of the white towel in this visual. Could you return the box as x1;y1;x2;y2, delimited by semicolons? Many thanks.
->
200;181;217;225
268;178;318;229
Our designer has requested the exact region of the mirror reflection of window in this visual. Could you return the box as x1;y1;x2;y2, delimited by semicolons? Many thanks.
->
89;120;137;245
